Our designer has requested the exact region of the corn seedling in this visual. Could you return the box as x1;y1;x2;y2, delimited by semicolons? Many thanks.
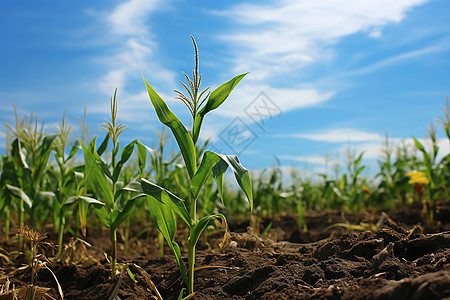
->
3;108;56;249
46;110;83;259
80;89;149;279
141;36;252;296
0;153;18;242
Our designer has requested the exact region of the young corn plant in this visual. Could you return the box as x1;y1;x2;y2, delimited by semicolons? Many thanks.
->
80;89;149;279
141;36;252;296
148;127;181;256
0;153;18;242
3;109;56;248
47;110;83;259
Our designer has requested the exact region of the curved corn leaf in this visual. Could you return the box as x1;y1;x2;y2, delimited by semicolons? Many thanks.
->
6;184;32;208
413;136;431;168
78;195;105;206
11;139;28;168
193;73;248;144
136;140;151;177
97;134;110;156
77;196;104;236
112;139;152;183
94;205;110;228
87;138;112;179
207;151;253;211
413;136;426;152
112;140;135;183
141;178;191;227
189;214;226;250
190;151;222;201
81;138;114;210
212;159;228;203
147;195;188;286
143;77;196;178
111;193;145;230
33;134;57;182
66;140;80;163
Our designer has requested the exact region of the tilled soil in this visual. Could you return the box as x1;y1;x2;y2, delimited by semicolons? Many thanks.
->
1;202;450;299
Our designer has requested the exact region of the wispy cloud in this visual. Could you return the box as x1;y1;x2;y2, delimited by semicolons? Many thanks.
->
279;136;450;174
344;41;450;76
217;83;334;118
279;154;340;166
284;128;384;143
88;0;176;121
216;0;428;80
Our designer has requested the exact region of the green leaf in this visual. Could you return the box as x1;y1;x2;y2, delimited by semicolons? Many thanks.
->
6;184;32;208
112;139;152;183
96;134;110;156
111;193;145;230
136;140;151;177
126;266;136;283
78;196;105;207
212;159;228;203
81;138;115;210
147;195;188;285
33;134;57;182
66;140;80;162
11;139;28;168
190;214;226;249
355;166;366;178
413;136;431;166
118;180;142;194
207;151;253;211
141;179;191;227
143;77;197;178
190;151;222;201
193;73;248;144
112;140;135;182
88;138;112;179
77;196;104;237
94;205;110;228
354;152;364;167
413;136;426;153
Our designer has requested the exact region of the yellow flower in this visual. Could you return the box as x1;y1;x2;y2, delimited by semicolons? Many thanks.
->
406;170;426;178
362;185;369;193
406;170;429;185
408;176;430;185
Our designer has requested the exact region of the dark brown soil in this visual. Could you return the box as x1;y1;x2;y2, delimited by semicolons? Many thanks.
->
1;201;450;299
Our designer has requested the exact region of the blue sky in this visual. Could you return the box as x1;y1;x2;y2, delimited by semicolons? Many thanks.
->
1;0;450;179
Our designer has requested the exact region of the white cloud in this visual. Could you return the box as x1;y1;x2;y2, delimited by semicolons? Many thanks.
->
108;0;159;36
279;154;340;166
91;0;177;112
216;0;428;80
216;83;334;118
286;128;384;143
344;44;448;76
282;136;450;173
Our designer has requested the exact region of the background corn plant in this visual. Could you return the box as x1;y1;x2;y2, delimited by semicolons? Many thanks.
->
80;89;149;279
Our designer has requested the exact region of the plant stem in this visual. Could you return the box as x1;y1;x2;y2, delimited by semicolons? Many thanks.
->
158;231;164;257
187;237;196;295
110;227;117;280
56;215;65;259
124;216;130;255
18;197;24;250
5;208;10;242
